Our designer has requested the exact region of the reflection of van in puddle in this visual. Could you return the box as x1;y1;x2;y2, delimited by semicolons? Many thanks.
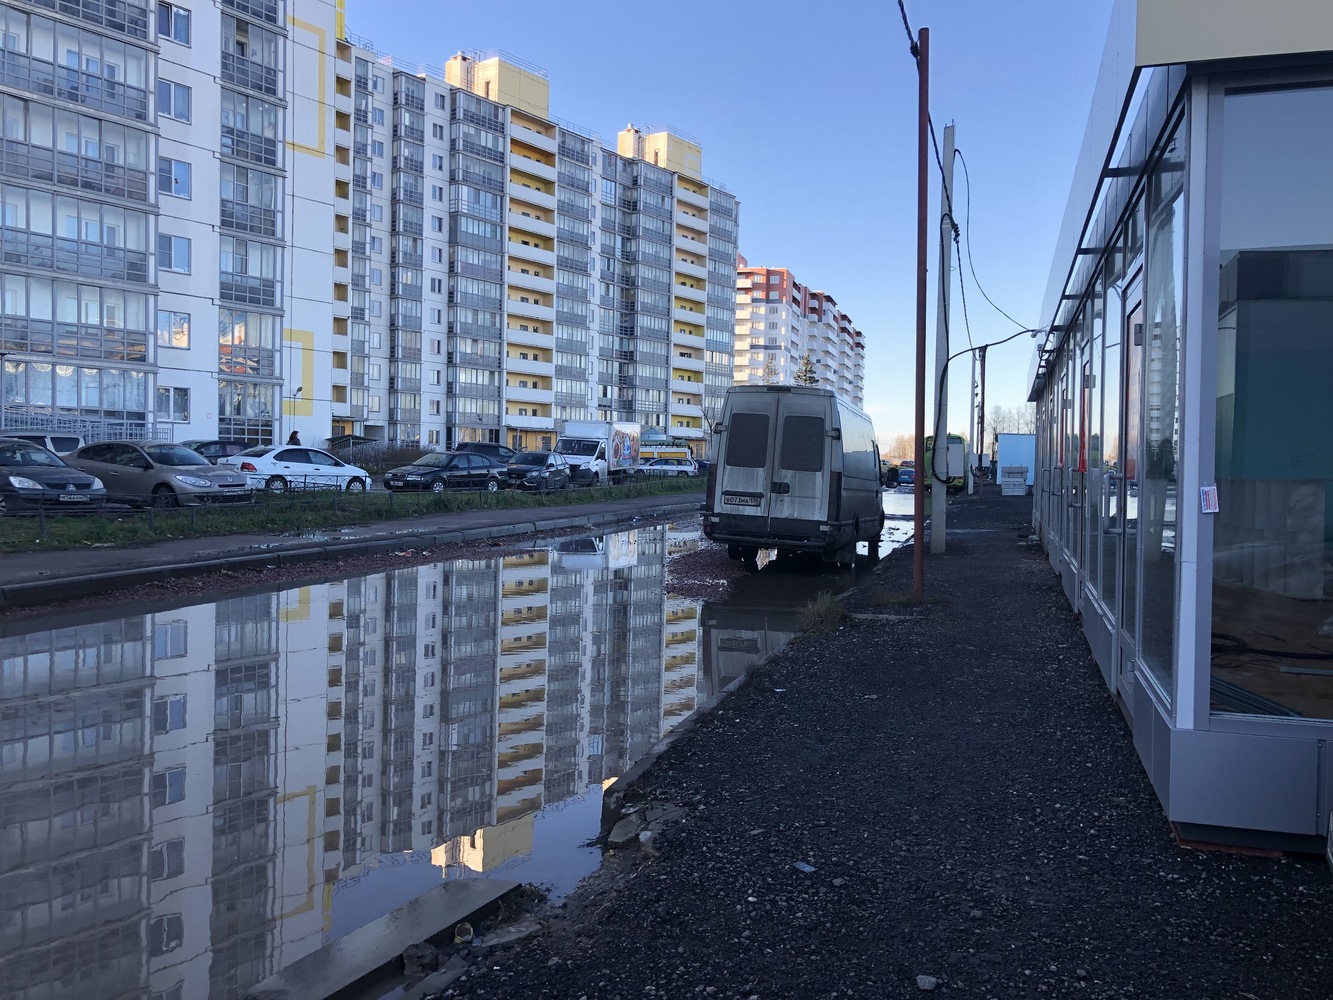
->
704;386;884;566
553;531;638;570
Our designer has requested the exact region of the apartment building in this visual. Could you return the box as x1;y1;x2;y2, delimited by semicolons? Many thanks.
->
734;261;866;409
0;0;340;445
332;46;740;452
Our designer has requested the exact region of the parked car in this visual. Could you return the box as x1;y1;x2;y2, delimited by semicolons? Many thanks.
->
219;446;370;492
506;451;572;492
454;441;518;463
69;441;253;508
382;451;506;493
3;432;85;456
640;456;699;478
0;437;106;515
181;439;250;464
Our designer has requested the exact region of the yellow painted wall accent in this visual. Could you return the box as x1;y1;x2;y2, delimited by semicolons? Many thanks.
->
284;328;316;417
640;132;703;180
277;785;319;919
286;17;329;159
334;0;345;40
474;60;550;118
280;586;312;622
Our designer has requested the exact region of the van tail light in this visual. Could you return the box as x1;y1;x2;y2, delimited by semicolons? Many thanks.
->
240;462;257;472
828;472;842;521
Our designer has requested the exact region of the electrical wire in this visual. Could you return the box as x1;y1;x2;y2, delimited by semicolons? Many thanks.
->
955;148;1029;330
895;0;919;58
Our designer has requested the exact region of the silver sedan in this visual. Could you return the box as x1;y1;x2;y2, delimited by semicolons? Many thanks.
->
68;441;254;508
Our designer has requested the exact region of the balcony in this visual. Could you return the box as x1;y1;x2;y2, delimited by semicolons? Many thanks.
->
675;281;706;303
506;325;551;349
507;297;556;323
506;355;555;378
672;305;706;327
508;181;557;212
332;299;351;319
508;211;557;241
674;330;706;351
675;231;708;254
511;123;558;154
505;384;553;405
671;377;704;396
673;353;705;373
675;257;707;281
504;412;555;431
676;185;709;211
506;268;556;295
510;153;556;182
334;91;353;116
670;401;705;419
675;209;708;234
333;265;350;285
507;240;556;267
333;229;352;251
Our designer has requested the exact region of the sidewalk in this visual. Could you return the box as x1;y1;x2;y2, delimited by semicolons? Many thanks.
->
438;493;1331;1000
0;492;703;611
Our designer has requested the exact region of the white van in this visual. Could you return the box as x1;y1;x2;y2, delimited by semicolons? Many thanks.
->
704;386;884;566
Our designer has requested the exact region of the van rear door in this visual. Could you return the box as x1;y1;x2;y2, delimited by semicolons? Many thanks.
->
719;406;774;522
771;397;829;527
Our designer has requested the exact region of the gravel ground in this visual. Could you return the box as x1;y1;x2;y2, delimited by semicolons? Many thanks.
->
434;494;1333;1000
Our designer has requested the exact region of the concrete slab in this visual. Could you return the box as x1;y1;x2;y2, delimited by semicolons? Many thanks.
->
243;878;518;1000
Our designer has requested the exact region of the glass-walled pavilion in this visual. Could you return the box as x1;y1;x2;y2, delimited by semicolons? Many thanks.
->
1030;0;1333;850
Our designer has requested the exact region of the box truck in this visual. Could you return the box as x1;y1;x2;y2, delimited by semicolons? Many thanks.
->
553;420;640;486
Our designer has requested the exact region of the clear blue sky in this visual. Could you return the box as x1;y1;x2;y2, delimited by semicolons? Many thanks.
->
347;0;1113;446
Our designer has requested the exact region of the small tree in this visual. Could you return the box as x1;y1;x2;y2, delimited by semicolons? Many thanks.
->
761;356;780;385
794;353;818;386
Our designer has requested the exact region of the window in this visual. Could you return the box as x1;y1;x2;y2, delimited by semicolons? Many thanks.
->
725;412;769;468
151;766;187;807
154;620;187;657
431;247;444;263
372;108;385;125
157;2;190;44
149;914;184;956
429;308;442;324
427;429;440;445
370;171;383;189
421;759;433;777
157;234;191;273
429;370;441;386
370;236;383;253
422;703;435;719
429;277;442;294
153;695;187;734
158;157;191;198
157;80;191;122
157;386;189;422
421;732;433;748
431;123;445;139
431;154;444;170
779;415;824;471
420;819;433;835
428;399;440;415
431;216;443;233
372;140;384;157
370;268;383;286
431;185;444;202
150;839;185;880
157;310;190;349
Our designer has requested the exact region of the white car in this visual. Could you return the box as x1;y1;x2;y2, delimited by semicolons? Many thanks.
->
220;445;370;493
639;457;699;477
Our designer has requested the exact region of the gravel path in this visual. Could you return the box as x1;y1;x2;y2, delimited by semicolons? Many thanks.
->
436;494;1332;1000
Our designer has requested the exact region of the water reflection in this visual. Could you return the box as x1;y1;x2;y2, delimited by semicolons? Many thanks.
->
0;508;913;999
0;522;718;1000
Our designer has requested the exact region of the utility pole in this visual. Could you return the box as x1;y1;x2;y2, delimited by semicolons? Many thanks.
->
976;345;987;497
966;351;977;495
912;26;930;601
930;122;955;555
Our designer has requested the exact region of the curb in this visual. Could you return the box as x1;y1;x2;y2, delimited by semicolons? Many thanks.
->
0;500;703;612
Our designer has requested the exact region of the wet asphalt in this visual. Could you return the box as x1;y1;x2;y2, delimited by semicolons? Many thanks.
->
437;493;1333;1000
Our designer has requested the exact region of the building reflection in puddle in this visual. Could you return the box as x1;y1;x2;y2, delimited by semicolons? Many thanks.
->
0;521;727;1000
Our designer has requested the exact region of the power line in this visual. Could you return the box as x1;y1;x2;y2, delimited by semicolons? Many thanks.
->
895;0;919;58
955;148;1029;330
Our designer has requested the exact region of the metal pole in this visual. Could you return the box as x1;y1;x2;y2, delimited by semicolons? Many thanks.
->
977;345;988;498
0;350;8;432
912;27;930;601
930;123;955;554
966;351;977;495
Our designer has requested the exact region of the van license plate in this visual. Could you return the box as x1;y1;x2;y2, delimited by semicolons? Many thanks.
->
722;493;761;507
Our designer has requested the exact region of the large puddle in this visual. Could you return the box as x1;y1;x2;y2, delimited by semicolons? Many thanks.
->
0;493;912;999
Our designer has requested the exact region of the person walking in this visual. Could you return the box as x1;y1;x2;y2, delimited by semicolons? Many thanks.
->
287;430;301;445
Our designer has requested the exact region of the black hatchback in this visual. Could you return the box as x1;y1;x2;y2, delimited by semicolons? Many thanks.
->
0;437;107;515
382;451;507;493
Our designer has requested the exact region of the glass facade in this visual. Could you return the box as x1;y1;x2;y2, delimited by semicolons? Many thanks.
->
1210;84;1333;720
